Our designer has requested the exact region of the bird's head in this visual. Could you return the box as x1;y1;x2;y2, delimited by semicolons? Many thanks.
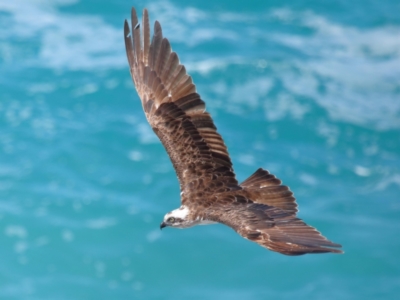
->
160;205;193;229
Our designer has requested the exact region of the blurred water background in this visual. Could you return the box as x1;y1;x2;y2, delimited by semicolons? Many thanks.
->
1;0;400;299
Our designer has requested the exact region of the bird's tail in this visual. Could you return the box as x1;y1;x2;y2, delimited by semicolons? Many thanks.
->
240;168;298;214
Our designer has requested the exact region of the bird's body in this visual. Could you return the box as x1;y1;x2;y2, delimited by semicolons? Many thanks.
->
124;7;343;255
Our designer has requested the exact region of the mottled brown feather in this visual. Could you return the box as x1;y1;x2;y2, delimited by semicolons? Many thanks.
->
125;8;237;198
240;168;298;214
213;201;342;255
124;8;342;256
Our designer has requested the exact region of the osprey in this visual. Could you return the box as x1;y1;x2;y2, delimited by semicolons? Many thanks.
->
124;8;343;255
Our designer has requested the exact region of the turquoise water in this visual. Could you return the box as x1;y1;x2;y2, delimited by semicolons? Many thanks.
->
1;0;400;299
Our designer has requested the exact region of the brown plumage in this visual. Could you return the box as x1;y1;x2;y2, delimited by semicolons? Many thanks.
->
124;7;343;255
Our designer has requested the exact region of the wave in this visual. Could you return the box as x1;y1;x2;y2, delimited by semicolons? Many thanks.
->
1;0;399;130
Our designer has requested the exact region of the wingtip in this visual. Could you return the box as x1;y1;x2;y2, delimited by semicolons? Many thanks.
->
143;8;149;24
325;248;344;255
124;20;130;37
314;242;344;255
332;245;344;254
131;7;138;20
280;244;344;256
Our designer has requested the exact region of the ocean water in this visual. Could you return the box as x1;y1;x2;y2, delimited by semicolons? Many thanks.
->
1;0;399;299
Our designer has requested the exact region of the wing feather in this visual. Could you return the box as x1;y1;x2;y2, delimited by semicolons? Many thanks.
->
161;52;179;85
149;21;162;69
125;8;238;199
131;8;141;64
125;7;342;256
142;9;150;65
214;201;342;255
156;38;171;74
241;168;298;214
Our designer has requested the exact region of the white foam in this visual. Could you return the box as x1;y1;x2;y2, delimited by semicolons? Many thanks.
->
146;229;161;243
136;123;159;144
147;1;238;46
238;154;255;166
0;0;124;70
375;174;400;191
62;229;74;242
0;0;240;72
14;241;28;253
205;7;400;130
128;150;143;162
354;165;372;177
86;217;116;229
4;225;27;238
299;173;318;186
2;1;398;130
72;83;99;97
268;8;400;130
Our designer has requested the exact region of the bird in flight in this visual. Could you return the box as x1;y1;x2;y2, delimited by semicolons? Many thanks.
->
124;7;342;255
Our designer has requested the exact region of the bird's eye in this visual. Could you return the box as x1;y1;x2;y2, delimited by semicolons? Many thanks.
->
167;217;175;223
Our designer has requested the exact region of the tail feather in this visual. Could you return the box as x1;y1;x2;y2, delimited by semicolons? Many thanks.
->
241;168;298;214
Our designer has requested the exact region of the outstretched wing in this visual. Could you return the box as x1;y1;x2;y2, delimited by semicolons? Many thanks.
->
213;199;342;255
124;8;239;200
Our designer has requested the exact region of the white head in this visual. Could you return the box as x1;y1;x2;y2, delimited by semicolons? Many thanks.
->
160;205;194;229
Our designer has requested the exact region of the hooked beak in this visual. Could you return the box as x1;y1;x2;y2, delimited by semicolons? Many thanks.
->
160;221;167;230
